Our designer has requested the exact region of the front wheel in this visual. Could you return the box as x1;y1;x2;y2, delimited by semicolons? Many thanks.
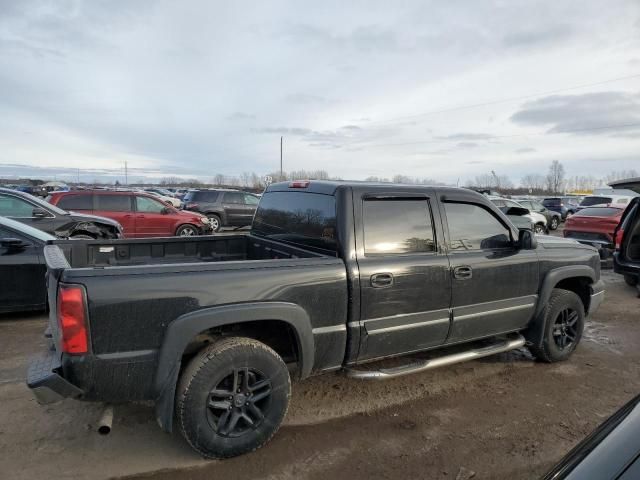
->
528;289;585;363
549;217;559;230
534;223;546;235
207;214;222;232
176;337;291;459
176;224;199;236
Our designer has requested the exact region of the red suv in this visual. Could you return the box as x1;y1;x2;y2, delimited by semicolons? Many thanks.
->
47;190;212;238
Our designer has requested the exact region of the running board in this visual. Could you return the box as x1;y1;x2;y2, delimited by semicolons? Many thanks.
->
344;334;526;380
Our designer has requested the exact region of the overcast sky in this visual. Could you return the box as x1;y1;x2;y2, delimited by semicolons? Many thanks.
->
0;0;639;184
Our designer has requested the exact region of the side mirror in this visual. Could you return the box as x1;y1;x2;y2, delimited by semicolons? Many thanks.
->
1;238;28;250
32;207;48;218
518;229;537;250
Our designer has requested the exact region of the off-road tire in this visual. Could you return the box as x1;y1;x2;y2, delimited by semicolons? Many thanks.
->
528;289;585;363
176;337;291;459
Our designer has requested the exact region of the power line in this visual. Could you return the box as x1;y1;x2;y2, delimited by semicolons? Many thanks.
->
358;122;640;149
356;73;640;127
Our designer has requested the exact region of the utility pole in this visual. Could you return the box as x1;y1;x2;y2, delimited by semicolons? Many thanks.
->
125;161;128;185
280;136;283;181
77;168;80;184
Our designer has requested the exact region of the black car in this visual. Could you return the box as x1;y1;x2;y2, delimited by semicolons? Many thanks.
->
613;197;640;289
0;216;54;313
543;394;640;479
0;187;122;239
515;198;562;230
181;189;260;232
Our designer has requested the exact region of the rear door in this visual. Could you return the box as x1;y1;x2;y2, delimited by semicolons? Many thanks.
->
0;226;45;311
442;200;539;342
134;195;175;237
354;189;452;362
221;192;246;225
616;198;640;259
94;194;135;237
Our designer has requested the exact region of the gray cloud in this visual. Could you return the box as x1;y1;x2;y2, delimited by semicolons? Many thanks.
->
515;147;537;154
503;25;573;48
436;133;495;141
285;93;333;105
510;91;640;135
226;112;256;121
457;142;478;148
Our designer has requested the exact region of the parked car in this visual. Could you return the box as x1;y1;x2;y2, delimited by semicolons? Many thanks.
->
28;180;604;459
47;190;212;238
514;198;562;230
15;184;48;197
543;393;640;479
488;196;547;233
0;187;122;239
143;190;182;208
144;187;177;198
577;194;637;211
0;216;55;313
181;189;260;232
564;206;626;258
613;197;640;288
543;197;581;219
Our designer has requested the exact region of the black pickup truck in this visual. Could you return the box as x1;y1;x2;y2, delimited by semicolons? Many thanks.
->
28;180;605;459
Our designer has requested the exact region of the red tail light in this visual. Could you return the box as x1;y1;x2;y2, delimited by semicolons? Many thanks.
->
614;227;624;251
58;285;88;354
289;180;310;188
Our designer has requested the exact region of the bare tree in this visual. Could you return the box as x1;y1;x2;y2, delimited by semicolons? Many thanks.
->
546;160;565;194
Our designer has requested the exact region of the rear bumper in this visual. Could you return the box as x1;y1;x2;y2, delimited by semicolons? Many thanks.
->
589;280;605;316
27;349;83;404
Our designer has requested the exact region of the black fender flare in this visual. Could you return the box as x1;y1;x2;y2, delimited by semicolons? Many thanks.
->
153;301;314;432
525;265;596;348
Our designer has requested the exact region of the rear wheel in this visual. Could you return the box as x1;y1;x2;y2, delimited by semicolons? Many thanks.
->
176;224;199;236
624;275;639;287
528;289;585;363
176;337;290;459
549;217;559;230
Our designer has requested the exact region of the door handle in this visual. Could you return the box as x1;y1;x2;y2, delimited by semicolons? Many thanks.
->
370;272;394;288
453;266;473;280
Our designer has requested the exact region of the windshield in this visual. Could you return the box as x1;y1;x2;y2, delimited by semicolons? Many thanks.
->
252;191;337;253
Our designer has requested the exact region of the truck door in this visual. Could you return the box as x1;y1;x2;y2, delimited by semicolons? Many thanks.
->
441;200;539;343
355;190;452;362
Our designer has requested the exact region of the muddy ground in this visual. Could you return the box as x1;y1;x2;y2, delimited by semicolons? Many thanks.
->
1;270;638;480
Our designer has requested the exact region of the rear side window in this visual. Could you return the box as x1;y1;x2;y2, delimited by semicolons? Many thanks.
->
363;199;435;255
244;194;259;205
192;191;219;202
56;194;93;210
543;198;561;206
95;194;131;212
223;192;245;204
252;191;337;252
575;207;622;217
444;202;512;250
580;196;612;207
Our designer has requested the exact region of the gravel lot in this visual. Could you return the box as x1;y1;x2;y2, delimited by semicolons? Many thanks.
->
1;232;638;479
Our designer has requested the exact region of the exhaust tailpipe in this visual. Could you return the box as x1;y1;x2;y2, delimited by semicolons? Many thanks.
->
97;404;114;435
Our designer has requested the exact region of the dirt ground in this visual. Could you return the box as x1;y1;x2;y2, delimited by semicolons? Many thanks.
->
1;270;639;480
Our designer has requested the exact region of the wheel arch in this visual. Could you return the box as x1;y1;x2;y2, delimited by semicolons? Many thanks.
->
153;301;314;432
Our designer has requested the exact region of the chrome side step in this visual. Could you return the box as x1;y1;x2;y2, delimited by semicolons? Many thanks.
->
344;334;526;380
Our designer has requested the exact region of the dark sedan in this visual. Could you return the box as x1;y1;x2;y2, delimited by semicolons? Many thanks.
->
0;217;55;313
0;187;122;239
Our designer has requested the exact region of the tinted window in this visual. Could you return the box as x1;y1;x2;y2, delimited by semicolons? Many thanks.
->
192;191;219;202
56;194;93;210
363;199;435;255
580;196;612;207
252;192;336;253
136;196;165;213
95;194;131;212
0;195;37;217
444;202;512;250
223;192;245;204
543;198;561;206
244;194;259;205
575;207;623;217
491;199;505;207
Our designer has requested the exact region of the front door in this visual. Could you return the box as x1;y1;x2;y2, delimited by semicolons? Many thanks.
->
0;226;45;311
355;191;452;362
134;195;175;237
441;201;539;343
